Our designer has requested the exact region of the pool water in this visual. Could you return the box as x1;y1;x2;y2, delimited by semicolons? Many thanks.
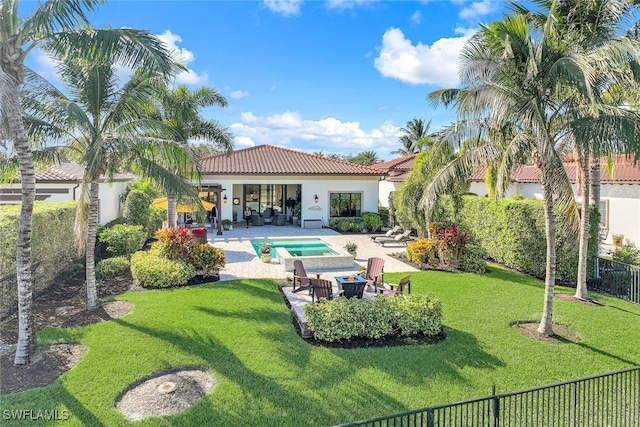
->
250;238;338;257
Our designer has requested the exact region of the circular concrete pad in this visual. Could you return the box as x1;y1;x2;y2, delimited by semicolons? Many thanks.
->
116;369;216;421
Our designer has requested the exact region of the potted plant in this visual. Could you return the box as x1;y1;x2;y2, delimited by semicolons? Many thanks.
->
344;241;358;258
292;204;301;226
612;233;624;247
259;242;272;263
222;219;233;230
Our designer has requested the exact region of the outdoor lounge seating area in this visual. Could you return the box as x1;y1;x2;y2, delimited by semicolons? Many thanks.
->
376;229;412;246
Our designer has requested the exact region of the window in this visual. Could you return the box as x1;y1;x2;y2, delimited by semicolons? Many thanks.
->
598;199;609;228
243;184;285;214
329;192;362;217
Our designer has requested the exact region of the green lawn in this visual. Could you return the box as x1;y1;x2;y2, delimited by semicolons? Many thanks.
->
2;265;640;426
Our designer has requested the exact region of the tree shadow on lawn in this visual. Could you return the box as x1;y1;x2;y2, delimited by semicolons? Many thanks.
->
110;318;410;426
195;306;291;325
198;279;283;303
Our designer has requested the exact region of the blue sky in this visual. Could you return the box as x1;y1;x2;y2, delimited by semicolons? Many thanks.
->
25;0;507;161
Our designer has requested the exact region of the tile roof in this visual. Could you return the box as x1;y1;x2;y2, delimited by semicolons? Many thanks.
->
469;155;640;184
200;144;385;175
372;154;416;182
32;163;134;182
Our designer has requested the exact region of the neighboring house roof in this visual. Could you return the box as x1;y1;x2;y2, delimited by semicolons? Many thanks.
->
372;154;417;182
31;163;134;183
470;155;640;184
200;144;385;176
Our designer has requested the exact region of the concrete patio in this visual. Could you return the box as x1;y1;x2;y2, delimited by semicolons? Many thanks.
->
206;223;418;281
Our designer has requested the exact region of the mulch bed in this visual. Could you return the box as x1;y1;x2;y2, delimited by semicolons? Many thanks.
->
511;322;581;344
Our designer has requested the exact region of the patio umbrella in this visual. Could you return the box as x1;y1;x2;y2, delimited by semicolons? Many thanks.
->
151;197;215;213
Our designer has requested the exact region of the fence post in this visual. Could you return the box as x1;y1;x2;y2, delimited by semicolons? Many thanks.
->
570;382;577;427
427;408;434;427
492;384;499;427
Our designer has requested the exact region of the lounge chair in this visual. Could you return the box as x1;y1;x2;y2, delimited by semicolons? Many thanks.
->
364;257;385;292
370;225;401;242
310;278;344;302
262;208;274;224
292;259;320;293
376;229;412;247
251;213;265;226
274;213;287;226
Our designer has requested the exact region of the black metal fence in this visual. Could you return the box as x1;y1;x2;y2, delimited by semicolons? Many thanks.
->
336;366;640;427
590;257;640;305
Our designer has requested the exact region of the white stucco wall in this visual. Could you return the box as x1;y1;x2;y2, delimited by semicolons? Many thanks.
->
202;174;380;227
378;180;402;208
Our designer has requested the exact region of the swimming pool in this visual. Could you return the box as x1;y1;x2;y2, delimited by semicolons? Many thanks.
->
250;238;338;257
249;238;354;271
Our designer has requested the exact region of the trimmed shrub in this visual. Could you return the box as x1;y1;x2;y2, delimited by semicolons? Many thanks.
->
612;245;640;266
361;212;383;232
130;250;195;288
406;239;439;267
459;244;488;274
98;224;147;258
329;217;365;232
304;297;394;341
388;294;443;336
0;202;78;319
147;205;165;237
96;256;130;279
123;190;151;227
303;294;443;342
187;244;226;277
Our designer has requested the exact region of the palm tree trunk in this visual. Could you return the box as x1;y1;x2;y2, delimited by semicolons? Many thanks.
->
85;179;100;311
167;195;177;228
537;166;557;336
5;65;37;365
575;149;590;300
590;156;601;208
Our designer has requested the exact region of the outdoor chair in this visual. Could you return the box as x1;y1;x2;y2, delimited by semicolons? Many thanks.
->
376;229;412;247
382;275;411;297
370;225;401;242
274;213;287;226
251;213;265;226
262;208;274;224
292;260;321;293
310;278;344;302
364;257;385;292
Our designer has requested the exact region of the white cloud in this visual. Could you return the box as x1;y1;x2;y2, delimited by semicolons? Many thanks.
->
157;30;208;86
326;0;375;10
230;90;250;99
411;10;422;24
374;27;473;86
264;0;302;17
459;0;497;19
230;111;401;154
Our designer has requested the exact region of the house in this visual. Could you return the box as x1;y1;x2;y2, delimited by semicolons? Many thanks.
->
198;145;385;228
0;163;133;225
377;154;640;247
372;154;417;208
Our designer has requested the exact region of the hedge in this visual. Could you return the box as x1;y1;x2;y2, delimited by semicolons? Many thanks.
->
303;294;443;342
130;250;195;288
442;196;599;284
0;201;79;319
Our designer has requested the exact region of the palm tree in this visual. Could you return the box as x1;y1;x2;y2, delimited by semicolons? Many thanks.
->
427;10;598;336
511;0;640;301
1;0;178;365
23;53;193;315
347;150;380;166
150;85;234;228
391;118;433;156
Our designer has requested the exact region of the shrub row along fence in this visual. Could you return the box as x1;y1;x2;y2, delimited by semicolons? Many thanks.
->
336;366;640;427
590;257;640;305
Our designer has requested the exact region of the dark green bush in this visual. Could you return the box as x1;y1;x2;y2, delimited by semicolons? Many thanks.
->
303;294;443;342
459;244;488;274
388;294;443;336
98;224;147;258
378;206;390;227
130;250;195;288
96;256;130;279
361;212;383;232
123;190;151;227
